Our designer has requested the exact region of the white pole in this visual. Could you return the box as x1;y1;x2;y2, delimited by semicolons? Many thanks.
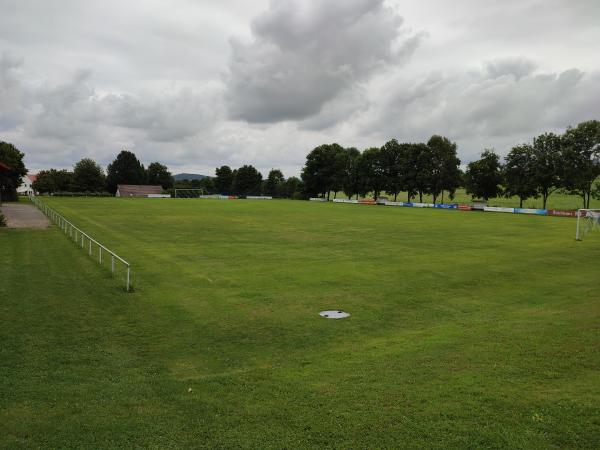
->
576;209;581;241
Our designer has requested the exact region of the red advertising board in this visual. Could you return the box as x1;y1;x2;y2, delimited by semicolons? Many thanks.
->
547;209;578;217
359;199;377;205
458;204;472;211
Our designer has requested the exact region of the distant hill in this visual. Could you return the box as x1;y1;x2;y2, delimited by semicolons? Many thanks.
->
173;173;210;181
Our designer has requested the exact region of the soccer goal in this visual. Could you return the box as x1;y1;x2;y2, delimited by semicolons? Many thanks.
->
174;189;206;198
575;209;600;240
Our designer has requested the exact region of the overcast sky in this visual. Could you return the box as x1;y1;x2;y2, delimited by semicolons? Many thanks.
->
1;0;599;176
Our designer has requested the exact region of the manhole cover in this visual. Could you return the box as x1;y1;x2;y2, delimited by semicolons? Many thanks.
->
319;310;350;319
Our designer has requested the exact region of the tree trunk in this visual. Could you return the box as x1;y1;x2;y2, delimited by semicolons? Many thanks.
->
543;193;547;210
586;191;591;209
327;190;330;201
394;193;397;201
419;191;423;203
441;190;444;204
432;193;437;204
519;197;523;208
334;191;337;199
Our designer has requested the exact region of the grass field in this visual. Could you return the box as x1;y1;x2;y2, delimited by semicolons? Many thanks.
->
1;198;599;448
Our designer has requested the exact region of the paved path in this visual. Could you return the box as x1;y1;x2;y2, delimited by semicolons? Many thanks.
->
1;203;50;228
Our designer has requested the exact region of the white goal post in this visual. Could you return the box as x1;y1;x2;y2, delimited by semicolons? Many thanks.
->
576;209;600;240
174;189;206;198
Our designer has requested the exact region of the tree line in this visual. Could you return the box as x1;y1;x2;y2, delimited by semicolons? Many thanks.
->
33;151;174;195
175;166;304;198
31;150;306;199
3;119;598;206
465;120;600;208
300;120;600;208
301;136;462;203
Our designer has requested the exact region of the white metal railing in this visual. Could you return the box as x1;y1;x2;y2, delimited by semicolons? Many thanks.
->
29;195;132;291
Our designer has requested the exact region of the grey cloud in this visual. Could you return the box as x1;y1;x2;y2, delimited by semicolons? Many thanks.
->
225;0;423;124
0;54;30;131
485;57;538;80
362;61;600;161
0;53;221;170
7;66;220;144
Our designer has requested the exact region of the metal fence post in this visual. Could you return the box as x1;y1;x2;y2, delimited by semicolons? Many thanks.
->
30;198;132;292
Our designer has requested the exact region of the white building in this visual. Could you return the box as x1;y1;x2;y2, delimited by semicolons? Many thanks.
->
17;174;37;195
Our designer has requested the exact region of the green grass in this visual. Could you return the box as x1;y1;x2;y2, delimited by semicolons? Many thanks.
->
1;198;599;448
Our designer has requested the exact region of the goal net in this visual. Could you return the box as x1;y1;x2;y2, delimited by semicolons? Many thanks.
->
174;189;206;198
576;209;600;240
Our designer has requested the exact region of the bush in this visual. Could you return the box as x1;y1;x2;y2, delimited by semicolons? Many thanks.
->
0;212;6;227
51;191;112;197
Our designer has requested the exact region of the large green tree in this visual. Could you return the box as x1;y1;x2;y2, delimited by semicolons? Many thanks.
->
357;147;385;199
282;176;303;199
561;120;600;208
73;158;105;192
504;144;537;208
232;165;263;196
106;150;146;194
0;141;27;201
530;132;562;209
33;169;74;194
465;150;503;201
214;166;234;195
379;139;404;201
264;169;285;197
198;177;216;195
340;147;361;200
301;143;345;200
426;135;462;204
412;143;433;203
147;162;174;189
400;143;420;202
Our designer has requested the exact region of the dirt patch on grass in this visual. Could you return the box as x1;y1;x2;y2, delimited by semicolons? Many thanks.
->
0;204;50;229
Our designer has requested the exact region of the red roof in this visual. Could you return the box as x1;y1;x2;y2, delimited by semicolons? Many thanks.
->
27;174;38;182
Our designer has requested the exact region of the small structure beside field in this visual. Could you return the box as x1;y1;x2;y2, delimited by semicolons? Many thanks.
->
116;185;163;197
17;174;37;196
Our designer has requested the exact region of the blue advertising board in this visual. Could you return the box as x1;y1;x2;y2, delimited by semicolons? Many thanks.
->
514;208;547;215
